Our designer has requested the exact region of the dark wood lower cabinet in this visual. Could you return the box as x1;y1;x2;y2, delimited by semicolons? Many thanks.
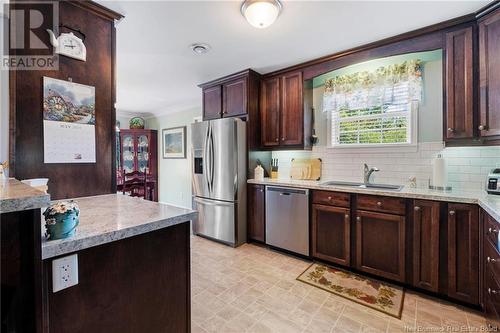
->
43;223;191;333
311;204;350;266
447;203;479;304
355;210;406;282
484;211;500;329
1;209;42;333
484;267;500;330
248;184;265;242
413;200;440;292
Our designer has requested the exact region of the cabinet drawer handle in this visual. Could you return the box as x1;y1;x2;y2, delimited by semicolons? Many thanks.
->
447;128;454;132
327;196;332;201
489;227;498;234
487;257;497;264
414;206;421;212
488;288;498;295
356;216;361;222
449;210;455;216
376;201;382;207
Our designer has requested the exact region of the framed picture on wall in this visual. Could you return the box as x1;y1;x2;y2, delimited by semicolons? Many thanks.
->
162;126;186;159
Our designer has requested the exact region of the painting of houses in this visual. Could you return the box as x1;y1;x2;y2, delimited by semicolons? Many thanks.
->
43;77;95;125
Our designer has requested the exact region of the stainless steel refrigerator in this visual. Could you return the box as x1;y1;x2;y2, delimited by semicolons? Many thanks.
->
191;118;247;247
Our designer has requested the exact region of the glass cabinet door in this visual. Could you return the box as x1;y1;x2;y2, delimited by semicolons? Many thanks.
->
137;134;149;173
122;134;135;173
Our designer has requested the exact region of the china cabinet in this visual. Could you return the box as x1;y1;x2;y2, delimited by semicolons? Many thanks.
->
118;129;158;201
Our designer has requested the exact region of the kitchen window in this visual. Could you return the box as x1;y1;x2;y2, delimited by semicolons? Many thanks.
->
323;59;422;148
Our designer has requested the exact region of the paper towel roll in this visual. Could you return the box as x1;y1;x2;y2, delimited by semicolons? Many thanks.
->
432;154;447;188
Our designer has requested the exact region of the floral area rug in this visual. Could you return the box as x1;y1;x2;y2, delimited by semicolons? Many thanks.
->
297;263;404;318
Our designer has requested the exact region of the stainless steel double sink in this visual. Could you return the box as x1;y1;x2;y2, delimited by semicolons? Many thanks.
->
320;180;403;191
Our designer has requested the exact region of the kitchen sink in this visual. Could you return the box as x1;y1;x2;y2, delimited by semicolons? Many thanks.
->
320;181;403;191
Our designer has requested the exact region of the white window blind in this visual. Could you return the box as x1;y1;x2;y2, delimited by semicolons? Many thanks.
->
323;59;423;148
331;82;414;146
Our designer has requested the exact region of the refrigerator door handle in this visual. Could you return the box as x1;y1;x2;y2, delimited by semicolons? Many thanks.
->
193;196;234;207
204;123;212;193
209;124;215;193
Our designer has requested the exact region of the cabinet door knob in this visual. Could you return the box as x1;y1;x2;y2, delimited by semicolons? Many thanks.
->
488;288;498;295
377;201;382;207
487;256;497;264
479;125;487;131
327;196;332;201
275;138;279;142
356;216;361;222
447;128;454;132
414;206;421;211
345;214;349;219
449;210;455;216
259;189;263;192
281;137;285;141
489;227;498;234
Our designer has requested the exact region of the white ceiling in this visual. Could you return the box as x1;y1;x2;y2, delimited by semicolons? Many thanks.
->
99;0;490;118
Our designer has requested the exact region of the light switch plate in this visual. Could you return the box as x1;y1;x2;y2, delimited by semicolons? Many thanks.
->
52;254;78;292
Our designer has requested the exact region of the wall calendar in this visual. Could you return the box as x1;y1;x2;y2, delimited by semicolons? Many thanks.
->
42;77;96;163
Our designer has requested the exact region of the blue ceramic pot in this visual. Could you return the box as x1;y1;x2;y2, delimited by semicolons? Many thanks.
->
45;210;79;240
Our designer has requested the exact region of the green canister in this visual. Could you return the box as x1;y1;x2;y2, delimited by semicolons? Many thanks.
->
43;201;80;240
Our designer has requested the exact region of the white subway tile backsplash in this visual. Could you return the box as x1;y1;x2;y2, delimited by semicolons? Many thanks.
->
269;142;500;191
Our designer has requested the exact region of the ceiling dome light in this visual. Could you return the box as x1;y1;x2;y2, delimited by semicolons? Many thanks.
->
241;0;282;29
190;43;211;54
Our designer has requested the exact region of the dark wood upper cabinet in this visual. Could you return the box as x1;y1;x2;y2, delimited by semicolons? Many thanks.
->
479;9;500;138
223;77;247;118
445;26;474;140
248;184;265;242
199;69;261;148
260;71;311;149
447;203;479;305
413;200;440;292
280;71;303;146
260;77;281;146
199;69;260;121
355;210;406;282
202;85;222;120
312;204;350;266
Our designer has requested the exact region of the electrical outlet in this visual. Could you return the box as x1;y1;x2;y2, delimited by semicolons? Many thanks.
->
52;254;78;292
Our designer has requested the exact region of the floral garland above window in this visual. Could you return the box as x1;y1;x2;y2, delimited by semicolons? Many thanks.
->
323;59;423;113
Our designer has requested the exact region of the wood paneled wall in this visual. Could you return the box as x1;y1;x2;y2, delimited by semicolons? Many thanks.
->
9;1;122;199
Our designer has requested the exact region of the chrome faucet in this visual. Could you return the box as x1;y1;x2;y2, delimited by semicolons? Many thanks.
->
364;164;379;185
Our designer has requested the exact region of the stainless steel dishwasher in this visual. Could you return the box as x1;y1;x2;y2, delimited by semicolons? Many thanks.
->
265;186;309;256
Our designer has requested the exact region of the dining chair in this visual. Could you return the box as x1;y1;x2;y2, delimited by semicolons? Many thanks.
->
122;170;147;199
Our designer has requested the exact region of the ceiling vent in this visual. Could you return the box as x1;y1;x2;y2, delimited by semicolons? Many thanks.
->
190;43;211;55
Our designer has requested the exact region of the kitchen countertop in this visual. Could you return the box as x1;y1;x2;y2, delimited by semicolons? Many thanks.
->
248;178;500;222
0;178;50;214
41;194;197;259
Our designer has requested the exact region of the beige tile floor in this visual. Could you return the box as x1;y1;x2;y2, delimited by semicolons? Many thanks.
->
191;236;487;333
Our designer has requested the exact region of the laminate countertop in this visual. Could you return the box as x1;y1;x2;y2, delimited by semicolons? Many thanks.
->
248;178;500;222
0;178;50;214
41;194;197;259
